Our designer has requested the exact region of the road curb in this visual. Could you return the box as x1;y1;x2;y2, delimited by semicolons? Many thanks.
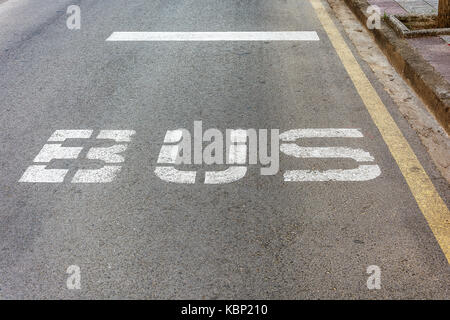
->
340;0;450;134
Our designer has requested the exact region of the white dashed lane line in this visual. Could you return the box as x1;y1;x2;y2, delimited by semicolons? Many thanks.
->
106;31;320;41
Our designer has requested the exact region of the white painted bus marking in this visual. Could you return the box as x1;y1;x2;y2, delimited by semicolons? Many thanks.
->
19;130;134;183
280;128;380;182
280;145;375;162
33;144;83;162
86;145;127;163
19;165;68;183
154;167;196;184
279;128;363;141
96;130;136;142
204;130;248;184
283;165;381;182
72;166;122;183
48;130;93;142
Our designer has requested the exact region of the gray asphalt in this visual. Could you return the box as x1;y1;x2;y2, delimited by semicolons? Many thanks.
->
0;0;449;299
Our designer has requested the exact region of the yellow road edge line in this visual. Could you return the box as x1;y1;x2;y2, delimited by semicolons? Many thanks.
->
310;0;450;263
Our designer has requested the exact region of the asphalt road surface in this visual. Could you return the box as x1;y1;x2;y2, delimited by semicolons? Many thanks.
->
0;0;449;299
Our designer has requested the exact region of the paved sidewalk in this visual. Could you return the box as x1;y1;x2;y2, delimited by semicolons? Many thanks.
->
368;0;450;83
368;0;438;14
